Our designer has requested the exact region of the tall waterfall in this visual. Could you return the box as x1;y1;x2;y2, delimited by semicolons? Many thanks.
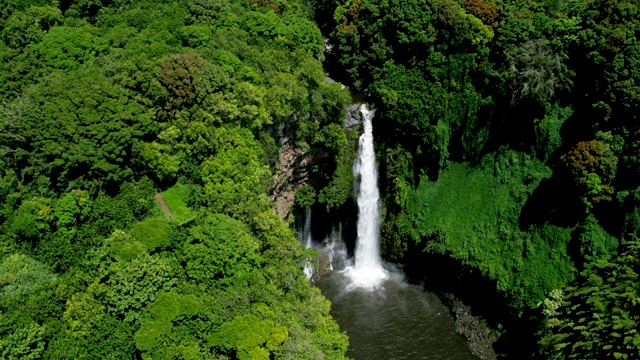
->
301;208;314;279
345;104;387;288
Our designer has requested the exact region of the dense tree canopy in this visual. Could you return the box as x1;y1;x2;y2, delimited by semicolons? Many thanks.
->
0;0;350;358
1;0;639;357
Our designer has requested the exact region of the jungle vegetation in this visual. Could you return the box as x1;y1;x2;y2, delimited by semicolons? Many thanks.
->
1;0;639;358
0;0;351;358
311;0;640;357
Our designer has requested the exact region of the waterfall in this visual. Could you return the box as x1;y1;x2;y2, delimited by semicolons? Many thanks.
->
301;208;314;280
345;104;387;288
327;223;345;271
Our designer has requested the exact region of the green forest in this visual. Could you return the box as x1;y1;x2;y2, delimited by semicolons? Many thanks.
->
0;0;639;358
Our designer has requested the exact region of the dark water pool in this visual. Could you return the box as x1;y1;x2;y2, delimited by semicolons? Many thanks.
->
317;270;477;360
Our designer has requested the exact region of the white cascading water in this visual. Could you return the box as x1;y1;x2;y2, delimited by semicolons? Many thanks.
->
301;208;315;280
345;104;387;288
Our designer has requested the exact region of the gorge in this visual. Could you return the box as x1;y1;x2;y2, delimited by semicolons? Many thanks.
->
1;0;638;358
301;104;481;359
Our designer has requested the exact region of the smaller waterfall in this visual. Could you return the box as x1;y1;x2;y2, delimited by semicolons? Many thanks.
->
301;208;314;280
325;223;348;272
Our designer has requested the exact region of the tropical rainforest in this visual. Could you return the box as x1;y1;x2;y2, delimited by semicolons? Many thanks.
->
0;0;638;358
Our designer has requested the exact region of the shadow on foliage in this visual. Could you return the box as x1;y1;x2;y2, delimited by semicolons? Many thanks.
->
519;175;581;230
484;97;545;156
399;238;538;359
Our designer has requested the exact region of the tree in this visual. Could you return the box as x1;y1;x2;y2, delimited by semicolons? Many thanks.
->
539;238;640;359
563;139;618;208
199;126;271;219
13;68;155;193
101;253;181;322
505;39;573;104
134;291;205;359
0;95;29;155
157;53;207;120
1;5;63;48
55;189;91;239
182;214;262;288
0;322;46;360
12;198;54;240
128;217;172;251
211;314;288;360
0;253;56;299
34;26;108;70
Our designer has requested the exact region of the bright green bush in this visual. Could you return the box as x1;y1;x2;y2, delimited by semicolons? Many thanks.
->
129;217;172;251
399;153;575;308
34;26;108;69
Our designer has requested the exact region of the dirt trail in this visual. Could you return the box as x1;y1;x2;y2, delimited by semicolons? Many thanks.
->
154;193;174;218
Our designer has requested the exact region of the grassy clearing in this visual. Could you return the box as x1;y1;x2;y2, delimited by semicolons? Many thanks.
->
160;183;195;224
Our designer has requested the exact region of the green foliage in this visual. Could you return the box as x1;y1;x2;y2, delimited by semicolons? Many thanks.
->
283;15;323;56
134;291;203;356
0;322;46;360
574;214;618;263
317;155;353;209
63;285;107;338
0;253;55;299
1;5;63;48
182;214;261;288
539;238;640;359
86;234;183;323
105;230;147;262
243;10;288;41
179;25;211;48
199;127;272;219
211;314;288;360
577;0;640;128
34;26;108;70
12;197;54;240
533;104;572;161
102;253;181;322
398;153;575;308
55;189;91;238
84;178;157;239
294;184;316;208
0;0;352;358
316;126;359;210
12;68;154;193
129;217;172;251
313;123;347;152
623;187;640;237
46;313;136;359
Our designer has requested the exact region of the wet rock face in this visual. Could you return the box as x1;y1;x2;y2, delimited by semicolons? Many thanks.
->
268;121;316;221
344;103;363;131
308;227;350;282
269;105;362;221
451;299;498;360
